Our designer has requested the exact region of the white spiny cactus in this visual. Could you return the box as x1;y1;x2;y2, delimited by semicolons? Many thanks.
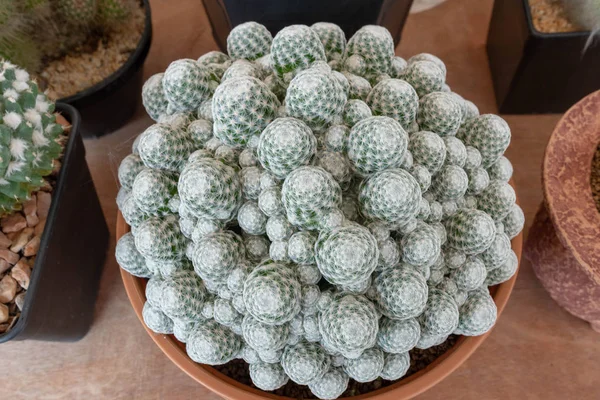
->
117;23;525;399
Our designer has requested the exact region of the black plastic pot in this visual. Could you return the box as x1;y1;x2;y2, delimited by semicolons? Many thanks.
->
0;104;109;343
487;0;600;114
202;0;414;51
59;0;152;137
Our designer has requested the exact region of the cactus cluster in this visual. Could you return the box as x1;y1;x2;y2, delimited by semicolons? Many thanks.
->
0;60;63;215
117;22;524;399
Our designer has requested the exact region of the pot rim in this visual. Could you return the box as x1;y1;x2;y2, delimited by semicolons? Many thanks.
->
57;0;152;104
116;204;522;400
542;90;600;285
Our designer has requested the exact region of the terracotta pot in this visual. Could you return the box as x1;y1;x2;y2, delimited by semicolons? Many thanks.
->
116;207;522;399
525;90;600;332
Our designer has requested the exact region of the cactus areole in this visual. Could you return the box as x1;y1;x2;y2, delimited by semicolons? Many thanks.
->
117;22;524;399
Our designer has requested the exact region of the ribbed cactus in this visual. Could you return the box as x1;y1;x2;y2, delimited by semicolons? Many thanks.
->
0;61;62;215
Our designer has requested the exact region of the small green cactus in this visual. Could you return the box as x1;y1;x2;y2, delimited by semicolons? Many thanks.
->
366;79;418;129
318;293;378;359
186;320;243;365
271;24;327;84
281;166;342;230
346;116;408;176
281;341;331;385
0;61;62;215
212;76;279;147
315;223;379;286
257;117;317;179
243;262;302;326
311;22;346;61
344;25;394;80
285;67;346;132
373;265;429;320
227;22;272;61
377;317;421;354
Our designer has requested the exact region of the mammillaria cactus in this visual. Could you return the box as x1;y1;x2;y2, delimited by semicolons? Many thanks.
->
0;61;63;215
271;25;326;84
227;22;273;61
117;21;525;399
212;76;279;147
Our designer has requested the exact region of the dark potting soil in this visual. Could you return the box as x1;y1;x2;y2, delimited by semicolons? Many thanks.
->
591;142;600;213
213;335;458;399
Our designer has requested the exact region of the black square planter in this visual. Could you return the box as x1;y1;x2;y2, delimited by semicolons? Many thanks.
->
487;0;600;114
0;104;109;343
202;0;414;51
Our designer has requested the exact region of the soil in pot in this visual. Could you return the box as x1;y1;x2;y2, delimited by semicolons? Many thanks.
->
0;118;70;335
528;0;585;33
0;0;145;100
213;336;458;399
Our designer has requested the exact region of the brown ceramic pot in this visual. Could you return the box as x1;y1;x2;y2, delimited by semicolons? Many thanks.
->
117;207;523;399
525;90;600;332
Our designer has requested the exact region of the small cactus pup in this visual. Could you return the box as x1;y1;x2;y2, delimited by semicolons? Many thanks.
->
117;23;525;400
0;61;63;214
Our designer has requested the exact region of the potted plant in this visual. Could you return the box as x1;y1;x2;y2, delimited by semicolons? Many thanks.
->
0;61;109;342
0;0;152;137
525;90;600;332
202;0;414;51
487;0;600;113
115;22;524;399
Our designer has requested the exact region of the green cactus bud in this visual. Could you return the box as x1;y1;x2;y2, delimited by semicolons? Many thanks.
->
281;166;342;230
358;168;421;226
178;157;242;220
347;116;408;176
343;347;384;383
457;114;511;168
115;232;152;278
373;264;429;320
133;214;187;261
186;320;243;365
311;22;346;61
163;59;212;112
282;340;331;384
227;22;272;61
345;25;394;80
377;317;420;354
315;223;379;286
142;301;173;334
308;367;349;400
271;25;327;84
212;76;279;147
250;362;289;391
417;91;463;137
257;117;317;179
285;68;346;132
477;179;516;221
318;293;378;358
445;209;496;255
454;288;497;336
366;79;418;129
243;262;302;326
0;62;62;215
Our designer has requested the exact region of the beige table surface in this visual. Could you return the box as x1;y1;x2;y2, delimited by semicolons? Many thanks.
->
2;0;599;399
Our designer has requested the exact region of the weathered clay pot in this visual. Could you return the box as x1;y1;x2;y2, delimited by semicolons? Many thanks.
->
525;90;600;332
